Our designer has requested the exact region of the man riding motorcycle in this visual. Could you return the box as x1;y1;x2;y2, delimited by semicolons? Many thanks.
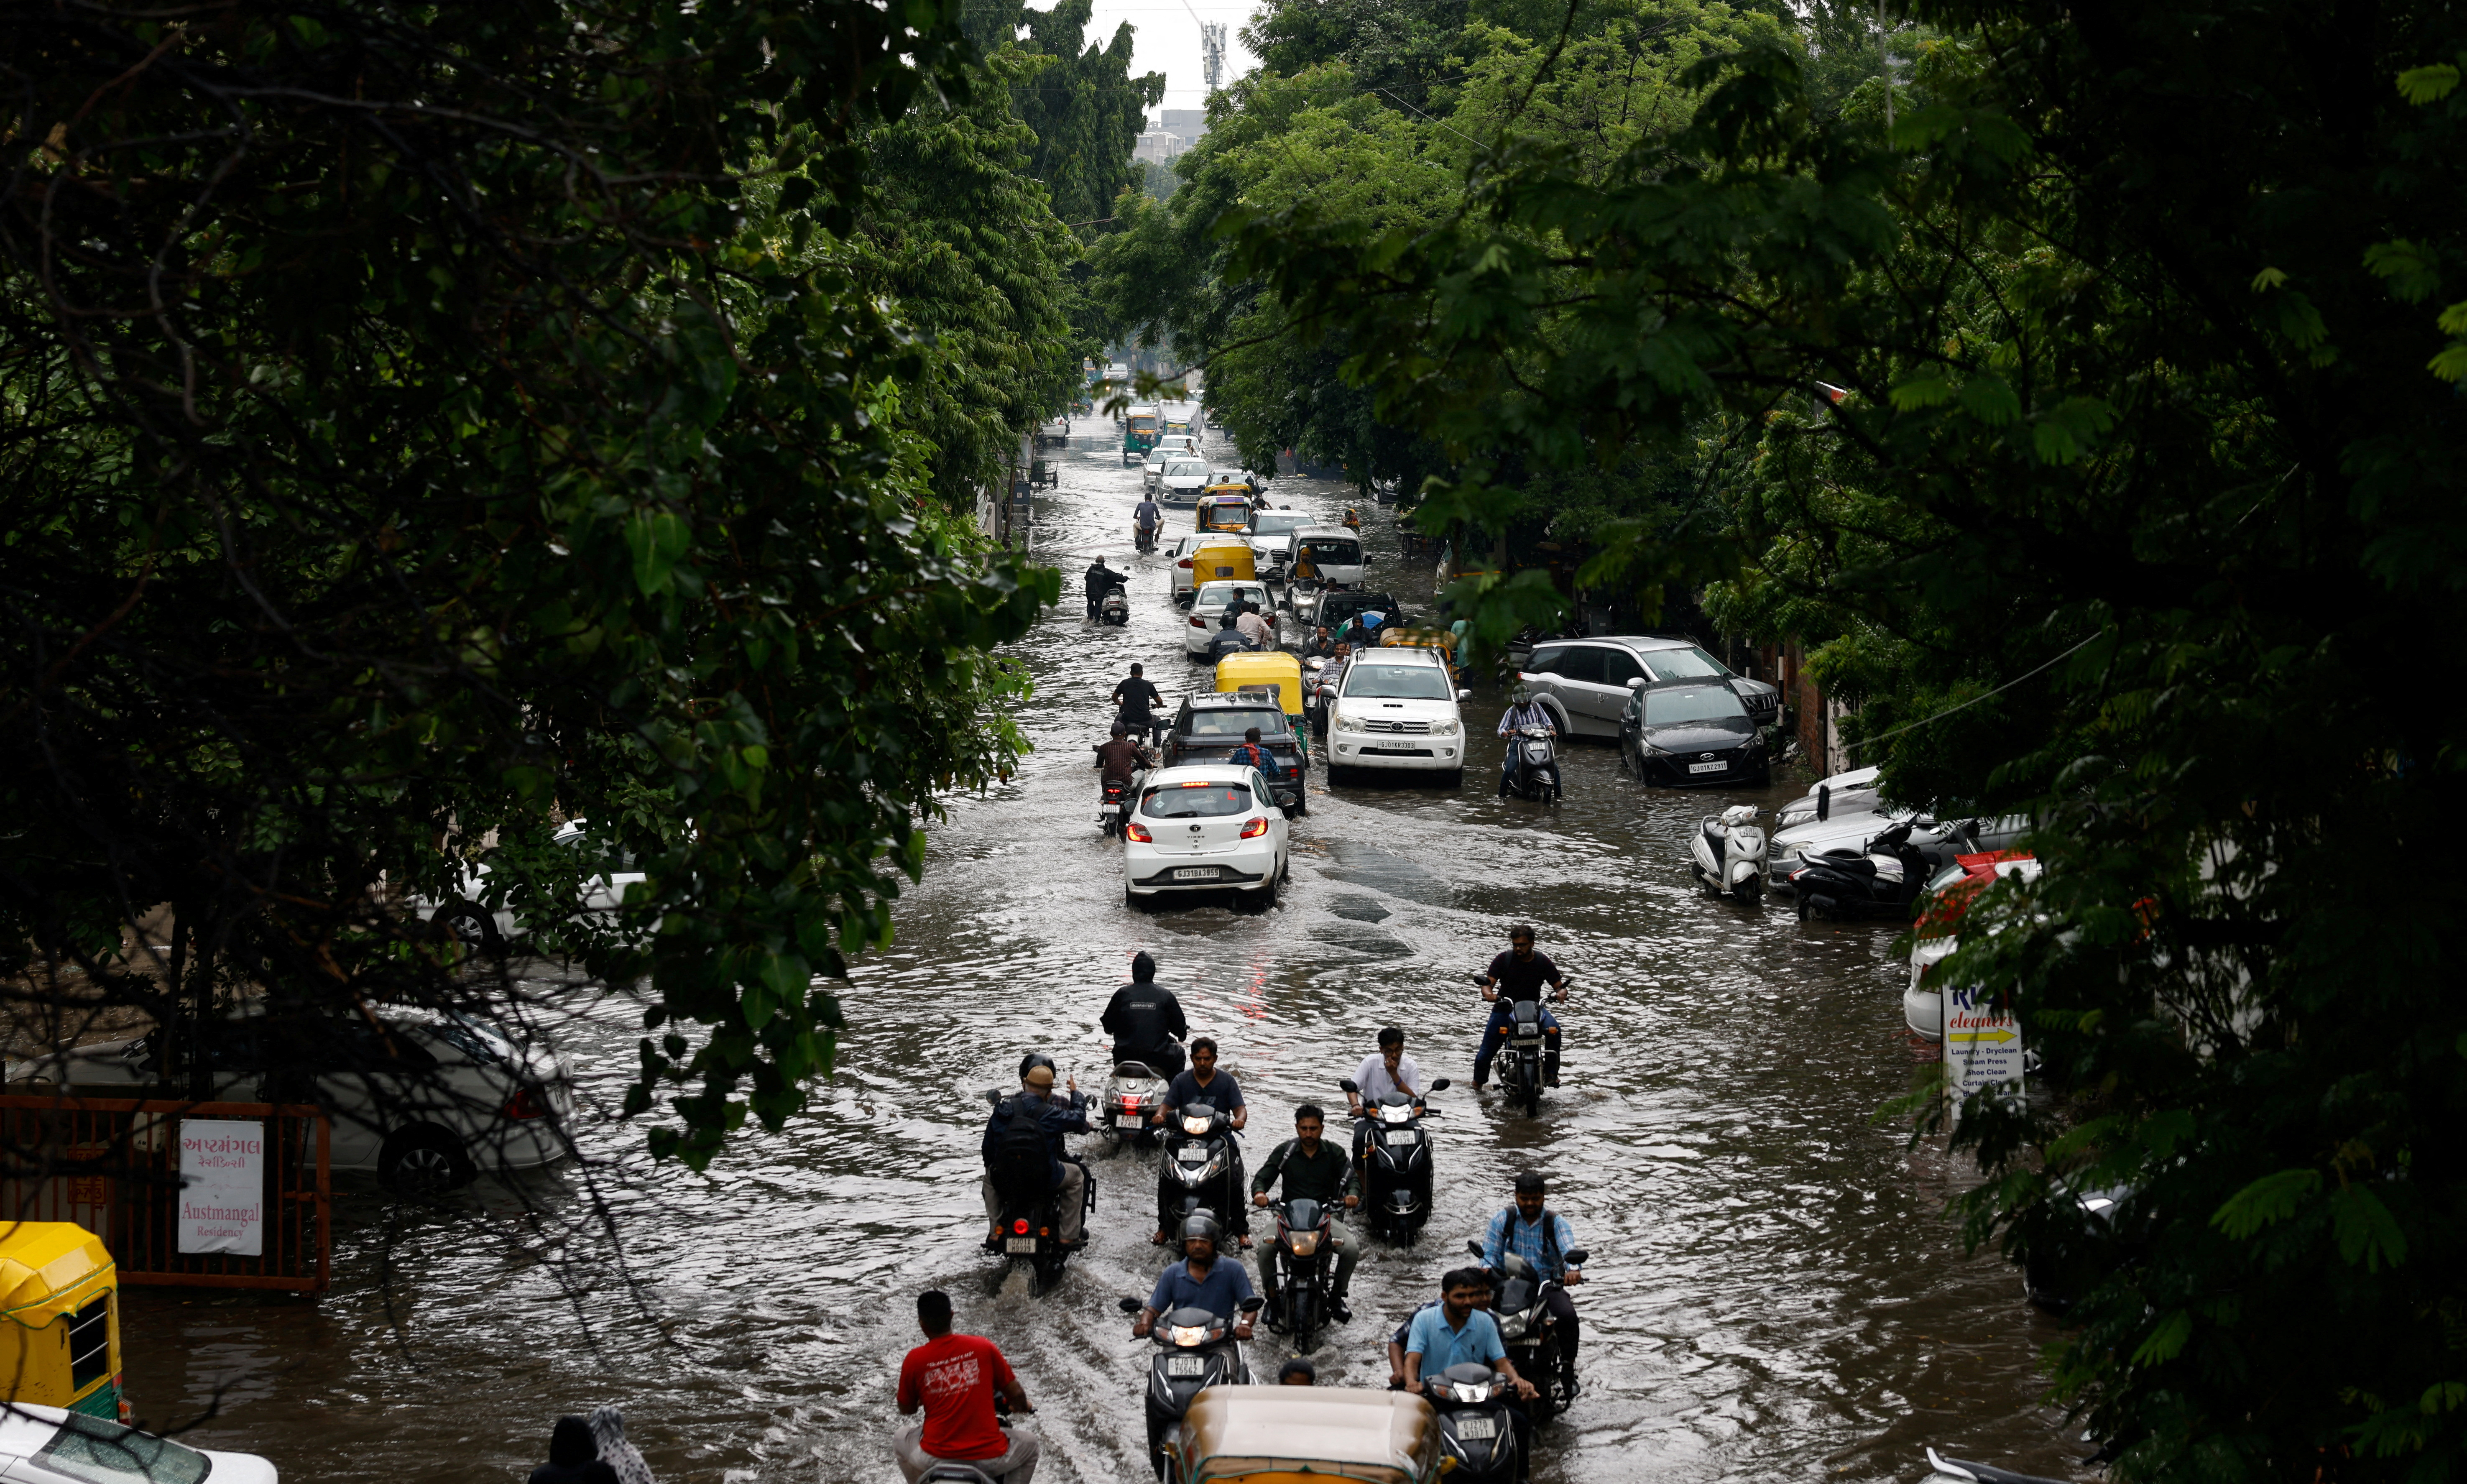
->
1133;496;1163;549
1250;1102;1361;1323
1101;951;1188;1079
1132;1212;1257;1338
1094;722;1152;792
1475;925;1568;1089
1496;686;1558;798
979;1054;1091;1248
1112;663;1168;746
1482;1172;1585;1399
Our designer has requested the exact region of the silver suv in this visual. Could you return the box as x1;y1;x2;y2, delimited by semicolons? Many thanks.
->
1518;636;1781;739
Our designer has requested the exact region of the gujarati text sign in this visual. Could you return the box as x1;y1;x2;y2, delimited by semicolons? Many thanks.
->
178;1119;265;1256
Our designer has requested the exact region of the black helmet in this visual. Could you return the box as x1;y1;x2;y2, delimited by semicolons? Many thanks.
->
1179;1211;1223;1248
1019;1053;1058;1086
1512;1171;1546;1195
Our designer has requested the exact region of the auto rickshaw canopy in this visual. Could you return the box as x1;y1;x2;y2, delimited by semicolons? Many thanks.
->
1195;492;1254;533
1215;652;1304;718
1175;1387;1441;1484
1188;542;1257;585
1380;627;1459;682
0;1224;114;1329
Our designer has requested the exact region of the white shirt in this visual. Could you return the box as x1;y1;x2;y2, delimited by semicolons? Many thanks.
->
1354;1052;1422;1106
1235;610;1273;643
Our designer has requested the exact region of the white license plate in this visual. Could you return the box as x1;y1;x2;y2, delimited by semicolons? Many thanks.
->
1167;1356;1206;1377
1383;1130;1419;1145
1688;761;1726;774
1005;1237;1037;1254
1456;1417;1499;1440
1173;867;1217;880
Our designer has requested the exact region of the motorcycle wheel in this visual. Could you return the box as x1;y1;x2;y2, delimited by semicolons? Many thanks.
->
1292;1285;1318;1356
1524;1069;1542;1117
1528;1372;1560;1427
1735;876;1764;907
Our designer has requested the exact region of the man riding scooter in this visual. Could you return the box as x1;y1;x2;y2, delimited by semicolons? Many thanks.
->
1496;687;1560;799
1084;558;1126;620
979;1055;1091;1250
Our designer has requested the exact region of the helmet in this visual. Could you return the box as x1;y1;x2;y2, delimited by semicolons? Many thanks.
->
1179;1211;1223;1248
1019;1053;1058;1087
1510;685;1532;705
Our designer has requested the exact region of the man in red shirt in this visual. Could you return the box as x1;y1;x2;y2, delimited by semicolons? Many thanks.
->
894;1290;1039;1482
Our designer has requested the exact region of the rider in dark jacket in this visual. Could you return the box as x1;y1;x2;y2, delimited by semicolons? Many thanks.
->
1101;952;1188;1078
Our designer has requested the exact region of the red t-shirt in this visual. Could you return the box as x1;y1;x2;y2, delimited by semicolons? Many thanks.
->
897;1333;1014;1461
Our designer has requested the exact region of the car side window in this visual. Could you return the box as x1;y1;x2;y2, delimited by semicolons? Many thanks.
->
1553;646;1606;685
1530;643;1567;676
1599;648;1644;687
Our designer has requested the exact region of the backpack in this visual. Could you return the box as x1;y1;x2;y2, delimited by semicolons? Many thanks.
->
988;1098;1056;1206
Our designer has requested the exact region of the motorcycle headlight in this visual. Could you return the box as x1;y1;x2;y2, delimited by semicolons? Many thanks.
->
1382;1104;1410;1124
1170;1325;1210;1347
1286;1231;1320;1255
1182;1114;1211;1135
1498;1314;1528;1339
1452;1382;1491;1404
1428;718;1461;736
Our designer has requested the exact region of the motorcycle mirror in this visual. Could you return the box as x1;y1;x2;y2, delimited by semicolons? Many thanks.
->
1117;1297;1144;1314
1465;1240;1488;1260
1239;1297;1266;1314
1456;689;1474;703
1563;1248;1590;1266
1338;1078;1360;1094
1816;783;1831;822
1428;1077;1452;1091
981;1089;1002;1106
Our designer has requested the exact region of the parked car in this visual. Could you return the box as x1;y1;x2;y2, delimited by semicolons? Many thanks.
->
1164;692;1306;806
1122;764;1293;909
1033;414;1071;450
409;817;646;954
5;1004;575;1195
1770;810;2030;895
1183;580;1276;657
1520;636;1782;738
1325;646;1471;784
1615;682;1772;787
0;1405;278;1484
1777;764;1883;828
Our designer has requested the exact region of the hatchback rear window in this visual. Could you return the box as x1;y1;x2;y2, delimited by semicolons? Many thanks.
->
1184;710;1287;737
1142;783;1256;818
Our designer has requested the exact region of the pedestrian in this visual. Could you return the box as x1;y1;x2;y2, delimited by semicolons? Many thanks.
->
528;1418;621;1484
894;1290;1040;1484
587;1407;655;1484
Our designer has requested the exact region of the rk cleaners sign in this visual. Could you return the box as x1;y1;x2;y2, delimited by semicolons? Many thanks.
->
1944;984;2025;1122
178;1119;266;1256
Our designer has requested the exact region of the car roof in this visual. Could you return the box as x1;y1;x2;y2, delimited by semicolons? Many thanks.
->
1546;633;1700;653
1186;692;1286;710
1294;525;1358;539
1348;647;1442;667
1147;763;1267;783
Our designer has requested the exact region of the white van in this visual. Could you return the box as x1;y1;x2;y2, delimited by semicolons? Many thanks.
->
1292;527;1366;587
1326;648;1472;785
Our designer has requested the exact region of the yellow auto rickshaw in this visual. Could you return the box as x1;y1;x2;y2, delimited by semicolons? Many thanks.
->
1169;1386;1444;1484
0;1223;122;1420
1215;652;1308;759
1183;540;1258;589
1381;626;1461;684
1195;490;1255;534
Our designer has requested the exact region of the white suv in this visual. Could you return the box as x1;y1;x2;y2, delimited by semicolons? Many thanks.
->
1327;649;1471;785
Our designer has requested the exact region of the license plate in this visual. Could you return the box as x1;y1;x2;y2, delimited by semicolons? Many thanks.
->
1167;1356;1206;1377
1688;761;1726;774
1456;1417;1498;1441
1514;1036;1543;1048
1005;1237;1037;1254
1383;1130;1419;1145
1173;867;1216;880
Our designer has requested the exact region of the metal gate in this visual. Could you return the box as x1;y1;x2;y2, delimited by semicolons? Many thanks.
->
0;1097;330;1292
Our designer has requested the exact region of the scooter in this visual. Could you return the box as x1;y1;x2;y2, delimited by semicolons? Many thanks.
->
1088;567;1129;622
1790;818;1931;922
1341;1075;1451;1245
1261;1197;1335;1353
1100;586;1130;626
1918;1451;2071;1484
1098;1059;1170;1147
1119;1295;1263;1479
1098;773;1137;838
1423;1362;1521;1484
910;1397;1029;1484
1154;1099;1243;1239
1468;1238;1589;1426
1690;803;1767;903
1134;521;1158;554
979;1089;1093;1298
1501;726;1562;803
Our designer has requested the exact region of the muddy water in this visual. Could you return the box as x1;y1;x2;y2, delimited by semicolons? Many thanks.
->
120;414;2086;1483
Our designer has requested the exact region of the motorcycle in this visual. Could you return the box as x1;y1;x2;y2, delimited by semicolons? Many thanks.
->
979;1088;1092;1297
1467;1238;1589;1426
1501;725;1562;803
1919;1450;2071;1484
1789;818;1931;922
1261;1197;1336;1352
1473;977;1552;1117
1118;1294;1264;1479
910;1398;1028;1484
1098;1059;1170;1147
1340;1075;1450;1245
1690;803;1767;903
1098;773;1135;838
1134;521;1159;554
1422;1362;1521;1484
1154;1099;1243;1238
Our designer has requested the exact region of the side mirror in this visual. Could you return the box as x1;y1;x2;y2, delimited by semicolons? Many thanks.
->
1563;1248;1589;1266
981;1088;1002;1106
1456;689;1474;702
1338;1078;1361;1094
1239;1297;1266;1314
1626;677;1646;690
1118;1296;1144;1314
1466;1240;1486;1259
1428;1077;1452;1091
1816;784;1831;822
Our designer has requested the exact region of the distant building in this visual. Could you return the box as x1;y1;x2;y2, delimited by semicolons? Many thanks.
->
1158;109;1211;144
1133;129;1184;166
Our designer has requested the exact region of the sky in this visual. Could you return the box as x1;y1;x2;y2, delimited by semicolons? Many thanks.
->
1077;0;1264;120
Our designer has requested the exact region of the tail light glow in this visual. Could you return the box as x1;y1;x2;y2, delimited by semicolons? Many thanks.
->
1239;817;1269;839
1126;822;1153;842
505;1086;552;1120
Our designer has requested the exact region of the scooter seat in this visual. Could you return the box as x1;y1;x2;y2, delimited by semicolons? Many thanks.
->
1811;850;1880;878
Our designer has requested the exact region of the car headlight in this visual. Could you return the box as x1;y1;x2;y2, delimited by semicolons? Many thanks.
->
1333;710;1364;731
1428;718;1461;736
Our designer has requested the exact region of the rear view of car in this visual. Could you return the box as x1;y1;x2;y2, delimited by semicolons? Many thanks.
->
1122;767;1291;906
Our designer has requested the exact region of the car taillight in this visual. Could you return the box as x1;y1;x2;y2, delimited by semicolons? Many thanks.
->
1126;822;1153;842
1177;558;1194;568
504;1086;552;1120
1240;817;1269;838
1190;615;1205;627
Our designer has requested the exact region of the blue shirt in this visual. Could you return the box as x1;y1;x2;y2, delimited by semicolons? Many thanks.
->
1148;1257;1256;1318
1404;1305;1506;1380
1483;1206;1579;1282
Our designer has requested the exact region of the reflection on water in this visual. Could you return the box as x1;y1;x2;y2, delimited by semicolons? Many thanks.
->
120;415;2086;1483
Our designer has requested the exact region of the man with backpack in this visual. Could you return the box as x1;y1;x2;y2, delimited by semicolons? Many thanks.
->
1480;1172;1584;1398
979;1054;1092;1250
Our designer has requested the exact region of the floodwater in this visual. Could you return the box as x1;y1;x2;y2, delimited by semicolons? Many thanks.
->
121;411;2088;1483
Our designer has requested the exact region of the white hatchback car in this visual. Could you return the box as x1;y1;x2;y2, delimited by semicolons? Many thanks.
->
1326;648;1471;784
0;1405;276;1484
1142;436;1202;490
1122;765;1292;909
1183;580;1275;657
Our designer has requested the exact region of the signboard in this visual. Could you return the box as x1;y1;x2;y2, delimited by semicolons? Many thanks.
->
1944;984;2025;1123
178;1119;265;1257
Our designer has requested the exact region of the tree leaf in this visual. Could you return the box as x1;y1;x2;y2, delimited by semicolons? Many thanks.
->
2395;63;2460;104
1890;374;1956;410
2332;1184;2410;1272
2211;1167;2321;1239
2132;1310;2193;1367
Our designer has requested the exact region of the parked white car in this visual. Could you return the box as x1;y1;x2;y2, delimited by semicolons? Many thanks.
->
1772;811;2030;894
409;818;646;953
0;1405;276;1484
1905;856;2044;1040
1183;580;1275;656
1123;764;1292;909
1520;636;1783;739
1325;647;1472;784
5;1005;575;1195
1158;457;1215;505
1777;764;1883;828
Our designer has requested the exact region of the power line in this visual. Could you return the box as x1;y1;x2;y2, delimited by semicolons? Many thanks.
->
1845;633;2102;756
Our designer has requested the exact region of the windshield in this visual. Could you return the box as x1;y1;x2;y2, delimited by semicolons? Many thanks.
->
37;1415;211;1484
1342;664;1454;701
1142;782;1257;818
1254;513;1312;536
1184;709;1288;738
1129;416;1157;431
1642;644;1731;682
1166;461;1210;477
1643;686;1749;725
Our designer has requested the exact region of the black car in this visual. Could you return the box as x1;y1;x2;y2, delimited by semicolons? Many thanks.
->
1165;694;1308;810
1617;682;1771;786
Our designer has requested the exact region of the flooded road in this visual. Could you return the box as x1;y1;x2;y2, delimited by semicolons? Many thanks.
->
122;414;2086;1483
